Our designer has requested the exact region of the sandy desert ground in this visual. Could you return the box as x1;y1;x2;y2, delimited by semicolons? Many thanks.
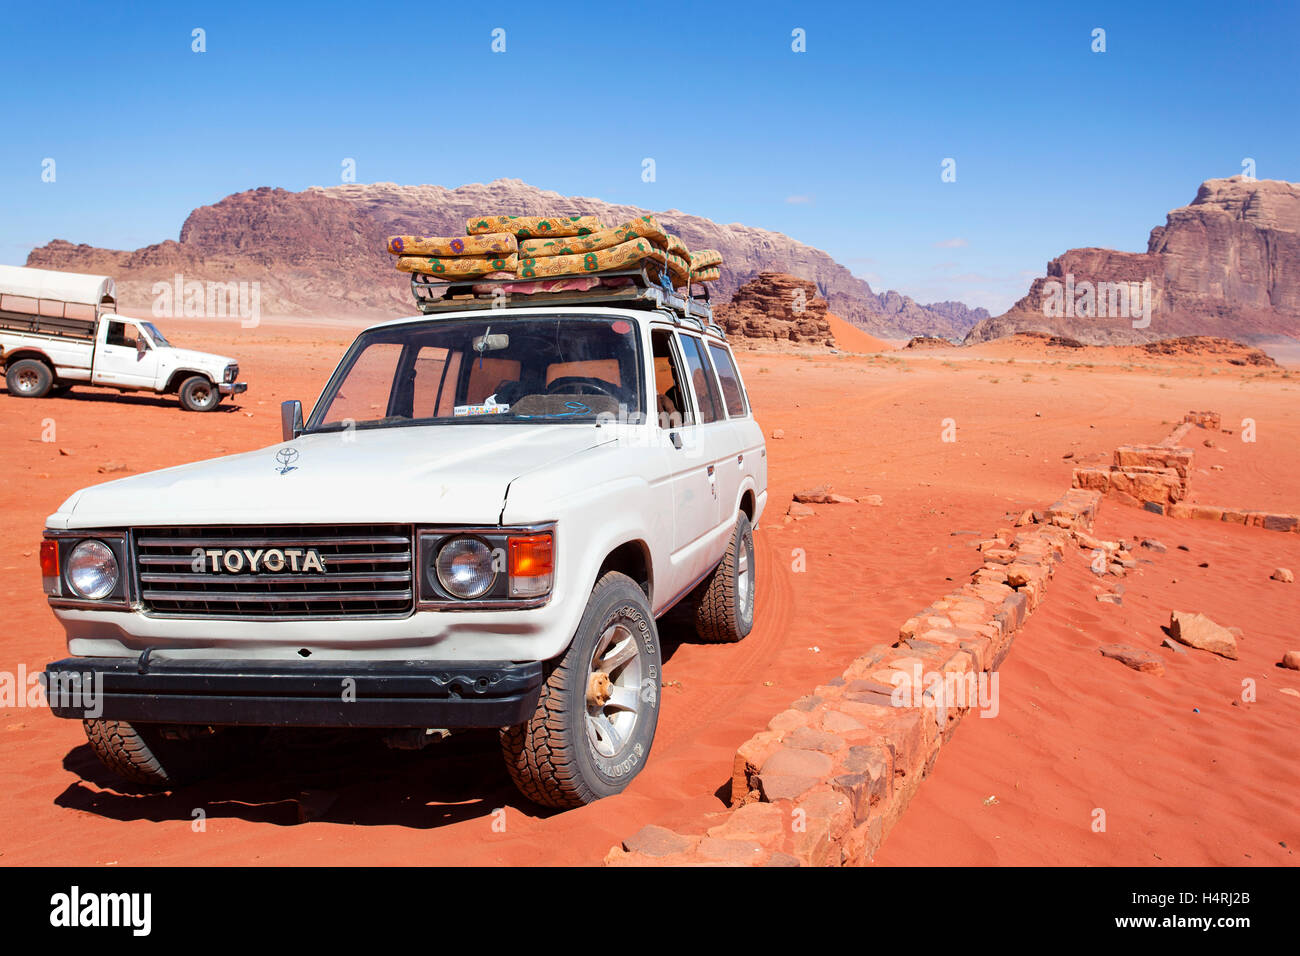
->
1;312;1296;866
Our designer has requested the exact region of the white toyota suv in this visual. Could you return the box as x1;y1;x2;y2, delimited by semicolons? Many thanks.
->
41;274;767;807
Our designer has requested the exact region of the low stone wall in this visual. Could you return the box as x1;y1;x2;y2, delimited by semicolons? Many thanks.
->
604;487;1103;867
1073;410;1297;531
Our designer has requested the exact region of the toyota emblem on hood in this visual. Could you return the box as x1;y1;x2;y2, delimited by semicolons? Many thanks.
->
275;446;300;474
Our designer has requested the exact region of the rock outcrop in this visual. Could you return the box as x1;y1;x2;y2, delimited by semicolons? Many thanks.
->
713;273;836;347
27;179;982;338
966;177;1300;345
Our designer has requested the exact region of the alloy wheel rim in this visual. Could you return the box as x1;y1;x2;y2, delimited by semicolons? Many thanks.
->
737;535;752;616
585;621;643;758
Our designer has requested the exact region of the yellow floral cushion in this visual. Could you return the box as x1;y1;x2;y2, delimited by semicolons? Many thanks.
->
387;233;516;256
395;254;519;277
517;238;666;280
690;249;722;270
466;215;604;238
520;216;668;256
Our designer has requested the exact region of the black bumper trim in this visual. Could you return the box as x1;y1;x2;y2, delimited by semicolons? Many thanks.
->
44;657;543;729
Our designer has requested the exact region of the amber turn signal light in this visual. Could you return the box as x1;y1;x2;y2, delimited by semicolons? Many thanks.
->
40;539;60;596
508;533;553;598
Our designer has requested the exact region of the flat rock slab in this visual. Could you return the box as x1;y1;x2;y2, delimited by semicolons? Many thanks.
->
1169;610;1239;660
1099;643;1165;675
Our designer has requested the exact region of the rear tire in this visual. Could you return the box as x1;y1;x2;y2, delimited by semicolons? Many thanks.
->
500;571;661;808
179;375;220;412
684;513;756;644
6;359;53;398
83;718;245;788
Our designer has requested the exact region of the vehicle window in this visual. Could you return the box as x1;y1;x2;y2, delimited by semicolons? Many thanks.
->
106;321;139;349
707;342;748;417
411;346;453;419
310;315;644;431
322;342;403;425
678;334;722;425
141;321;170;346
651;329;691;428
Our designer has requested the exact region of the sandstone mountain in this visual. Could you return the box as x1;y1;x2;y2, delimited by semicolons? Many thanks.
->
26;179;981;338
966;177;1300;346
713;273;837;348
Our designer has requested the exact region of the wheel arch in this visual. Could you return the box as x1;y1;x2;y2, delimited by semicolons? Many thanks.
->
3;349;55;371
164;369;211;393
594;538;654;604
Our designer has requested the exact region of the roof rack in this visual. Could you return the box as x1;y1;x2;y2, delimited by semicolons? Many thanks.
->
409;266;725;337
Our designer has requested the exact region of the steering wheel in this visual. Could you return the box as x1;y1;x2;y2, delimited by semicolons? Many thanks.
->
545;376;622;401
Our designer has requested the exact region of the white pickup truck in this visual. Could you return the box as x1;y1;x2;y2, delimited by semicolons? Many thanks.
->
41;270;767;807
0;264;246;411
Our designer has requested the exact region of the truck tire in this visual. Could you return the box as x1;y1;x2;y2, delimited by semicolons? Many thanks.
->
501;571;661;808
83;718;242;788
5;359;53;398
178;375;220;412
685;513;755;644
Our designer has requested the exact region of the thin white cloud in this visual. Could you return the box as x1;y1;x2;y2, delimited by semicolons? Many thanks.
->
933;237;969;248
785;195;814;205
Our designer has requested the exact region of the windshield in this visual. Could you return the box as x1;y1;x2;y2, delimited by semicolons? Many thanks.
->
308;314;645;432
141;321;170;346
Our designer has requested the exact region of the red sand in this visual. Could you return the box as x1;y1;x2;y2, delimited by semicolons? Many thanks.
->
825;314;891;353
1;313;1295;866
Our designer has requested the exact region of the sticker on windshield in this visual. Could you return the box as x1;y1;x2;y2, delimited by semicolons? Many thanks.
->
454;404;510;417
610;320;632;334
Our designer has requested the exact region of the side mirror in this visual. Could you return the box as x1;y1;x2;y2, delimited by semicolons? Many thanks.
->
281;400;304;441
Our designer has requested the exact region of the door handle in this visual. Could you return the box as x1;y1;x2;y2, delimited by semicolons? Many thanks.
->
670;432;683;449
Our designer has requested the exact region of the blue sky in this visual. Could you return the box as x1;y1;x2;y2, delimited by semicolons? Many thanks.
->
2;0;1296;313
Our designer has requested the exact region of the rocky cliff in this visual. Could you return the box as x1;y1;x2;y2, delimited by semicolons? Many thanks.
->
966;177;1300;345
713;273;837;348
26;179;981;338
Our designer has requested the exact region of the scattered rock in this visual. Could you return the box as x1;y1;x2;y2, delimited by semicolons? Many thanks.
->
1271;568;1294;583
793;486;857;504
771;429;785;439
1168;611;1239;659
622;825;694;858
787;501;815;519
863;495;883;506
1280;688;1300;700
1140;539;1166;553
1281;651;1300;671
1161;637;1187;655
1099;643;1165;675
97;463;131;474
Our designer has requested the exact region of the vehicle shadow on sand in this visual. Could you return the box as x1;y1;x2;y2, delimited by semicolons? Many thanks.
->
2;387;242;412
52;615;704;829
54;728;551;829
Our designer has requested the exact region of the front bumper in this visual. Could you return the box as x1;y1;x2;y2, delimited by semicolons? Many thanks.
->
44;656;543;728
219;382;248;395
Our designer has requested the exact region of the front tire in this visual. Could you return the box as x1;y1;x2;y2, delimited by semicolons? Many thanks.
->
83;719;252;788
178;375;220;412
6;359;53;398
501;571;661;808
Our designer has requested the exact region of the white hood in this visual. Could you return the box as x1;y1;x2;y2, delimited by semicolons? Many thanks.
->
49;423;614;528
163;346;236;371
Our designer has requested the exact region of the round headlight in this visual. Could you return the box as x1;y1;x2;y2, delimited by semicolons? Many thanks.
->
67;540;119;600
434;537;496;599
